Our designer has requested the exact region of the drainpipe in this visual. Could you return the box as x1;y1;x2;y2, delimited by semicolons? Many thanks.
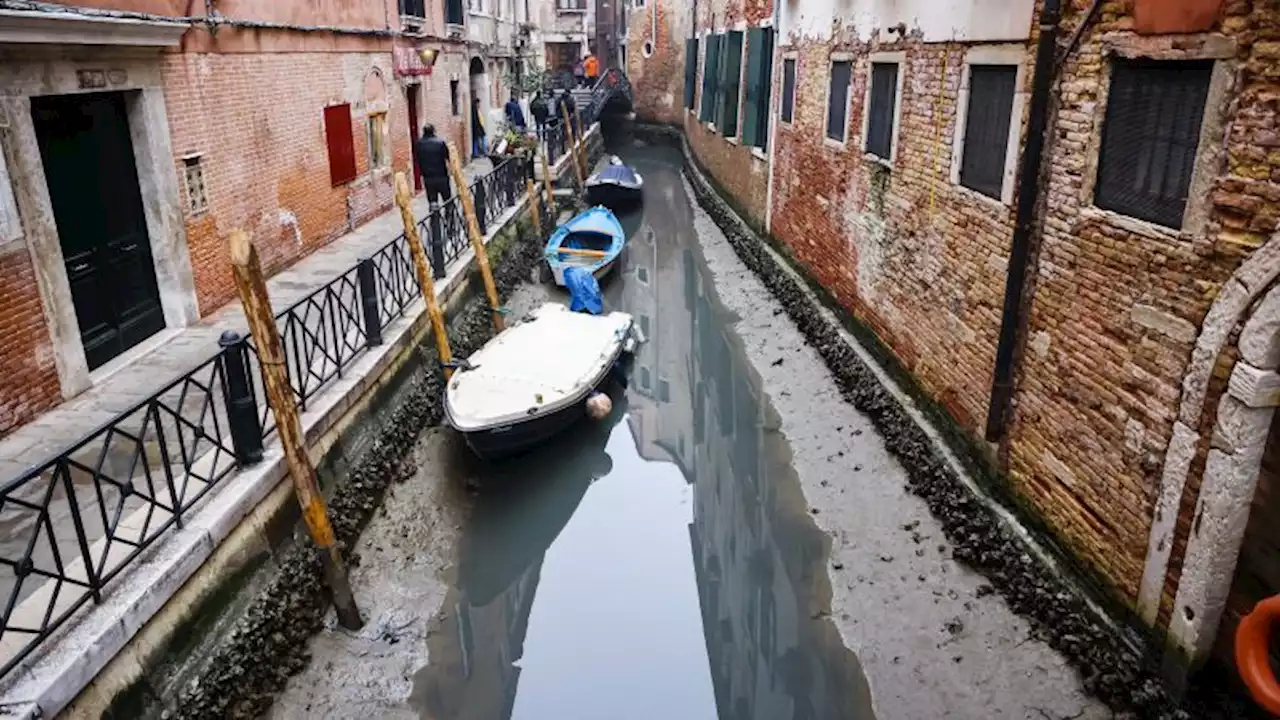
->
983;0;1062;443
762;2;779;233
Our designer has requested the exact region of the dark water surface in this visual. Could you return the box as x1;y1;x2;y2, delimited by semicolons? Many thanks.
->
410;145;874;720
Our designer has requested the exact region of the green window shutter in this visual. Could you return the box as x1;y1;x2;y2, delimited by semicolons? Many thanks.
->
742;28;763;146
684;38;699;109
700;35;720;122
721;30;744;136
754;28;774;149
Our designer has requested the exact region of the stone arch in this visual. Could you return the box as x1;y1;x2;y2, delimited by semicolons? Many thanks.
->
363;66;388;110
1136;230;1280;663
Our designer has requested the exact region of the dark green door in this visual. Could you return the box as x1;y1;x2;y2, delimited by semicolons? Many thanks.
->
32;91;165;371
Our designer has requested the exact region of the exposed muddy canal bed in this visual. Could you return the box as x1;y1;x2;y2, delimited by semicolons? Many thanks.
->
272;146;1106;719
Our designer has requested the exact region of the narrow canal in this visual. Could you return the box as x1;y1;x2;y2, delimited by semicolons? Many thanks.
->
271;142;1105;720
408;144;873;720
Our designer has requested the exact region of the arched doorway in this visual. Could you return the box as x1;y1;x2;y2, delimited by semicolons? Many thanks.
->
469;56;489;158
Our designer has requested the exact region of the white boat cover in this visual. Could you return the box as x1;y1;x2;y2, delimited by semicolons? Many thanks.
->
446;303;634;432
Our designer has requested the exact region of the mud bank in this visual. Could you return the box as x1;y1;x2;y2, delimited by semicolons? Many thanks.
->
632;123;1259;720
148;221;549;720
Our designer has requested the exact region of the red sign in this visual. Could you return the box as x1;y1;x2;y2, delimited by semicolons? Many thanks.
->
394;45;433;77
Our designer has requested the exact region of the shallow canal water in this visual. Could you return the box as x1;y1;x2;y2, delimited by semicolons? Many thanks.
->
408;146;875;720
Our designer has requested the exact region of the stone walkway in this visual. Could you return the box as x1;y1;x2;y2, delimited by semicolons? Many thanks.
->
0;159;495;483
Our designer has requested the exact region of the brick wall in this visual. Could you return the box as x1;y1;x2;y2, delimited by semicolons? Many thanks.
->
0;249;61;438
772;38;1020;445
634;0;1280;614
627;0;774;224
162;50;411;314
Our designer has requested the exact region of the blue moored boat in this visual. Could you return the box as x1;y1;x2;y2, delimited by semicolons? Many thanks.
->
544;206;625;287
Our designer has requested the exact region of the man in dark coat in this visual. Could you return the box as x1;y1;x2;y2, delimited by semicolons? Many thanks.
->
414;123;451;279
555;90;578;136
531;91;550;136
414;124;451;206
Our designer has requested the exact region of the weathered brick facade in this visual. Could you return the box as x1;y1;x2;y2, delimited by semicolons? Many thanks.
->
0;0;472;441
625;0;773;225
0;251;61;437
630;0;1280;657
165;49;412;314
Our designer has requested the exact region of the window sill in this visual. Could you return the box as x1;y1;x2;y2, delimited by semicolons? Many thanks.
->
952;181;1011;213
864;152;893;170
556;8;588;13
1078;206;1185;243
725;136;739;145
823;137;847;151
751;147;768;162
779;120;793;132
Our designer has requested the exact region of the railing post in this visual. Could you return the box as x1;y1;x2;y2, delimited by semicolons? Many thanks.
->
218;330;264;467
357;257;382;348
474;179;489;235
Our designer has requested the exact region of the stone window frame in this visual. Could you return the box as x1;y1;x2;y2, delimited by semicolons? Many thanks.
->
948;45;1028;207
860;51;906;168
778;50;798;132
1077;35;1235;242
822;52;855;150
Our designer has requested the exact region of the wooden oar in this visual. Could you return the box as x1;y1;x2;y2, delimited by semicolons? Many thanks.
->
555;247;610;257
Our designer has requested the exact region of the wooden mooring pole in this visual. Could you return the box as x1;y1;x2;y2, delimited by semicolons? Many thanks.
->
526;178;543;236
539;146;555;211
227;230;364;631
560;102;586;193
573;105;588;182
446;142;505;332
394;173;453;378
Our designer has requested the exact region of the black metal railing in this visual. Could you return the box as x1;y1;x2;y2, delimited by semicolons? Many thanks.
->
0;156;535;680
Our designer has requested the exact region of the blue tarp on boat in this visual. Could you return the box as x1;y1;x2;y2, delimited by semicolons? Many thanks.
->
564;266;604;315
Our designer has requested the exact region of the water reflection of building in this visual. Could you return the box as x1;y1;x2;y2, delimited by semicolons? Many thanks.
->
625;234;868;719
623;224;695;469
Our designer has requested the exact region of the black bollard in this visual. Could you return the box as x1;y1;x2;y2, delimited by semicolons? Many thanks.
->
218;330;264;467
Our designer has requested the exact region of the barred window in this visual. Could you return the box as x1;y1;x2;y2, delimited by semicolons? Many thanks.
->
959;65;1017;199
1095;58;1212;229
826;60;851;142
780;57;796;124
865;62;898;159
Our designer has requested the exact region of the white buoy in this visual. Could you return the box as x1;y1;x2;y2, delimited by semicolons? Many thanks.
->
586;392;612;420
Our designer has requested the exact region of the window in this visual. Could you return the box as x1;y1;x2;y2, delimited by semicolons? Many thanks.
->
399;0;426;18
323;103;357;186
825;60;851;142
780;57;796;124
469;0;483;12
700;34;722;123
658;378;671;402
959;65;1017;199
635;0;644;7
684;38;699;109
445;0;464;24
865;62;899;159
742;27;775;148
183;155;208;215
367;112;388;170
719;31;744;136
640;365;652;390
557;0;587;10
450;80;461;116
1095;58;1212;229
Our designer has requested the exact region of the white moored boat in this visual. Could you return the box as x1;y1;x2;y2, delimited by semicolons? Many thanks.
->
444;303;639;459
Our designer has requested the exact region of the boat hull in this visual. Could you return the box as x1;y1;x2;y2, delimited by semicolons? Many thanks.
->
551;256;618;286
585;182;643;209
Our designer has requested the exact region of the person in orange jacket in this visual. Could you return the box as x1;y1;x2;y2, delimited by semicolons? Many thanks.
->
584;52;599;83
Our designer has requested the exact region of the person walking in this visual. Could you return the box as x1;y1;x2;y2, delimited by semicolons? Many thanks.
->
561;90;578;137
504;94;526;132
470;97;487;159
584;52;599;85
531;90;550;134
572;57;586;88
413;123;451;279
